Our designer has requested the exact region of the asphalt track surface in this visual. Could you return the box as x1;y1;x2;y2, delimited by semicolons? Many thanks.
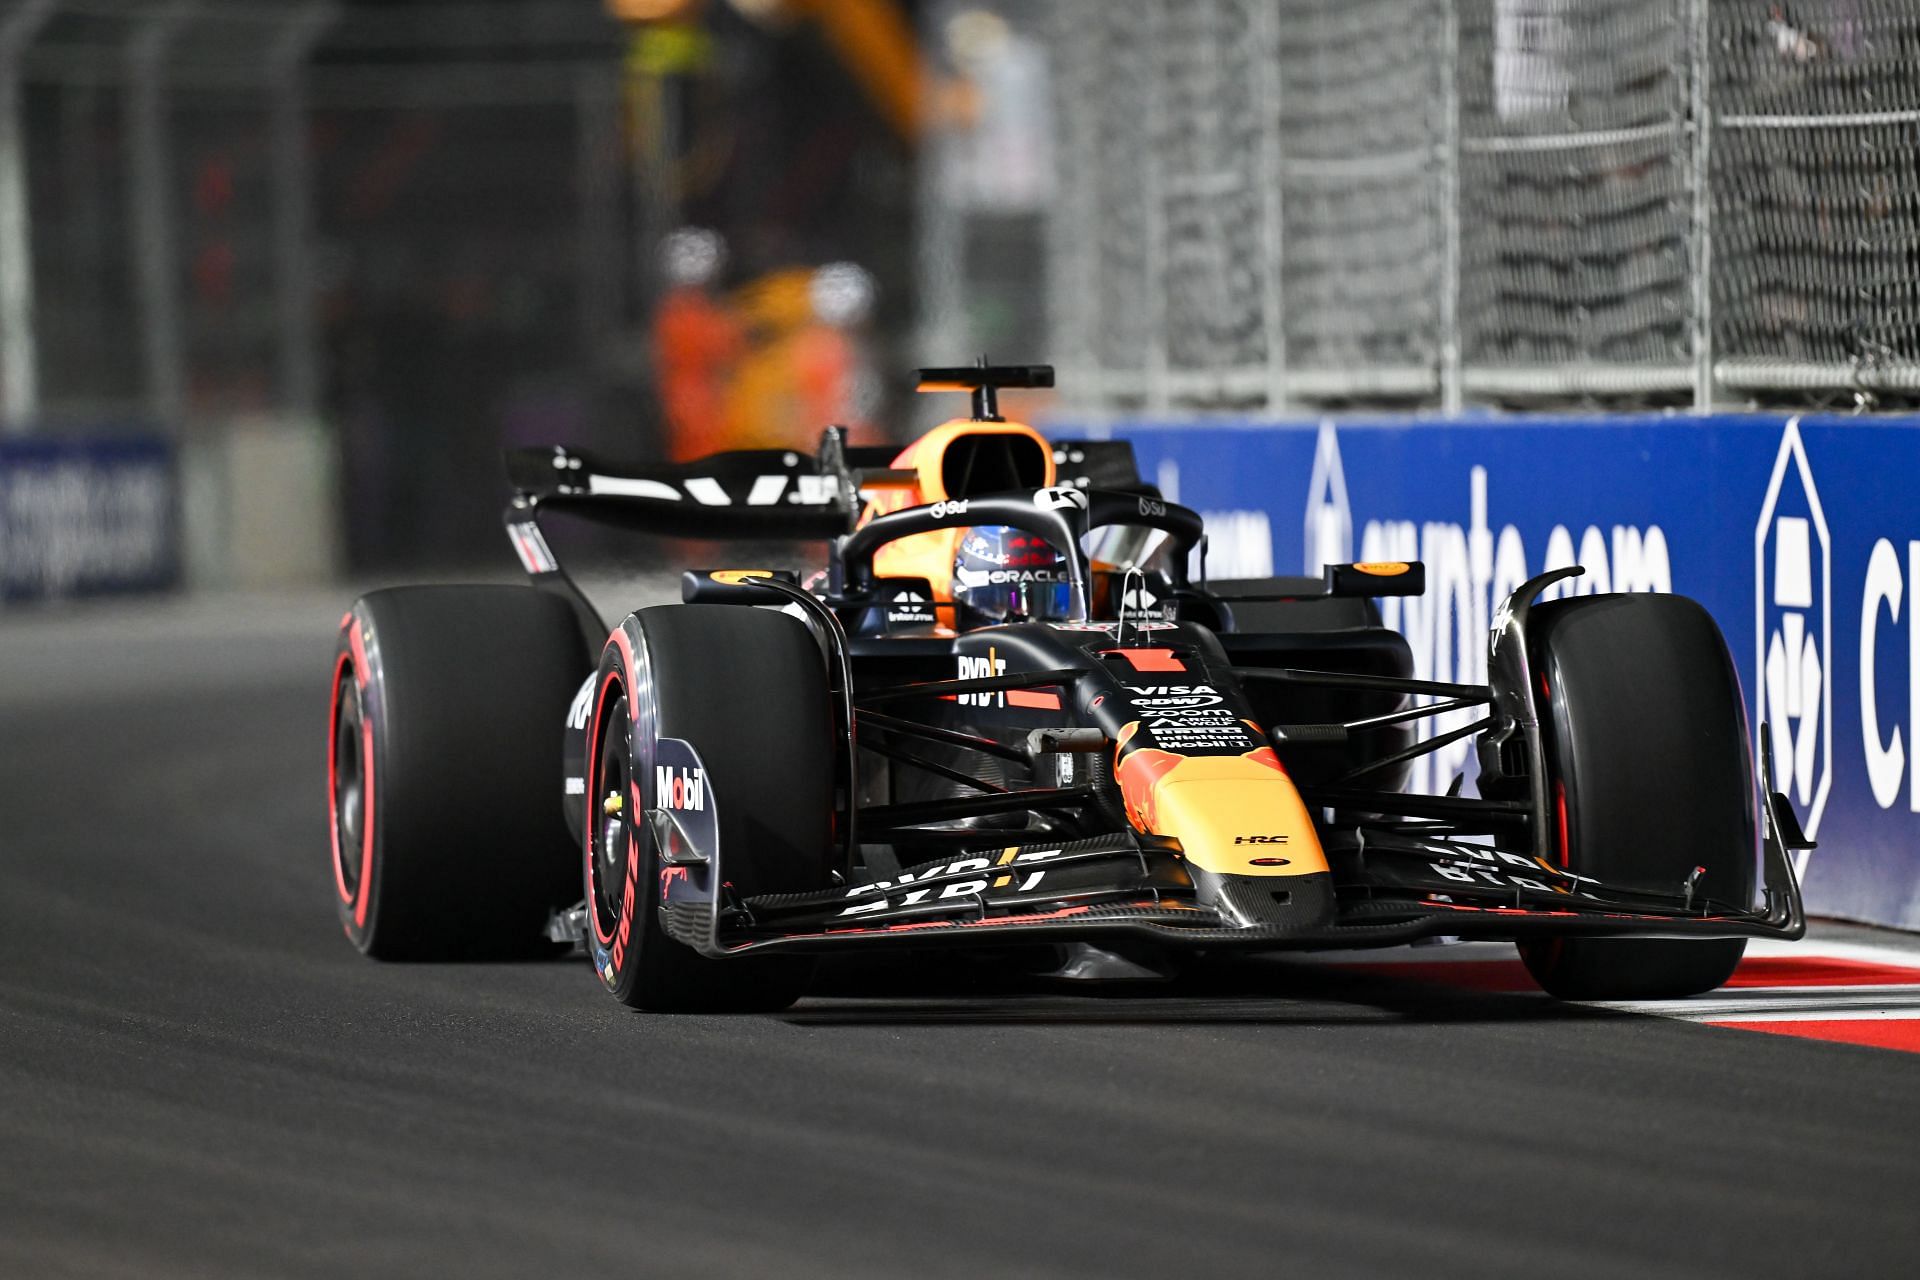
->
4;591;1918;1279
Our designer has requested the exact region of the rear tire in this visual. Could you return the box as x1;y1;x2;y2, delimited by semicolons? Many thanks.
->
1518;594;1755;1001
329;586;590;959
586;605;833;1012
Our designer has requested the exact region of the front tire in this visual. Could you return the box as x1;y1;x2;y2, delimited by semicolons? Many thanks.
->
329;586;590;959
586;605;834;1012
1519;594;1756;1001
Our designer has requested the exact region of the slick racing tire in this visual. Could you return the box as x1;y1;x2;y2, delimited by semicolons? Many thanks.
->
1519;594;1755;1001
330;586;590;959
585;605;832;1013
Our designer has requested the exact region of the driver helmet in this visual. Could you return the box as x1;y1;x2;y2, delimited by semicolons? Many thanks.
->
952;526;1074;627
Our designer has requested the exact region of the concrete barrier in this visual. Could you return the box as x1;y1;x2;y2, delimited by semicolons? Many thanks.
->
180;414;342;591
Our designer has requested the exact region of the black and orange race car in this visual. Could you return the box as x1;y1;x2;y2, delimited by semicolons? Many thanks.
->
328;363;1808;1012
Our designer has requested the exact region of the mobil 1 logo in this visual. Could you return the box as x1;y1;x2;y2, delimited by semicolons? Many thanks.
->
646;736;718;905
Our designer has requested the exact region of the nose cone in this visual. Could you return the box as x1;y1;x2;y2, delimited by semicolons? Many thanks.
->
1116;746;1329;877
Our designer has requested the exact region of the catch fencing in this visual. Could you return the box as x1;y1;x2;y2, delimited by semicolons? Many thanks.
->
1013;0;1920;414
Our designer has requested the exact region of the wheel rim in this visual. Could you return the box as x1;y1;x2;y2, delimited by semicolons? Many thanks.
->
588;693;633;946
330;666;367;903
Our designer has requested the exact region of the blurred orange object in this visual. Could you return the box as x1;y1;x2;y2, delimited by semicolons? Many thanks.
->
792;321;852;434
605;0;703;23
721;264;877;449
653;284;744;461
721;268;812;450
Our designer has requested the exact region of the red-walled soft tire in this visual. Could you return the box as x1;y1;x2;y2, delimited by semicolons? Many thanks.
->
585;605;831;1012
329;586;590;959
1519;594;1756;1001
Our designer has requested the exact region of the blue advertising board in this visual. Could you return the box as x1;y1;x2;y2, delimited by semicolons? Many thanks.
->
0;434;178;602
1070;412;1920;932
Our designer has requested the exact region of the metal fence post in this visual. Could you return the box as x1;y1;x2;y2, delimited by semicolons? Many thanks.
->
1255;0;1286;416
1044;0;1089;398
1142;0;1169;415
0;0;60;431
126;2;198;430
1688;0;1713;412
576;64;622;375
624;35;679;324
1058;1;1105;406
912;3;964;370
268;5;336;421
1438;0;1463;416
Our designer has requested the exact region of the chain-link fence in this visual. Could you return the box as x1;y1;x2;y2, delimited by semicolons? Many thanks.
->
934;0;1920;415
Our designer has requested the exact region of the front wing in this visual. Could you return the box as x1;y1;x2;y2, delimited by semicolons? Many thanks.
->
659;823;1806;959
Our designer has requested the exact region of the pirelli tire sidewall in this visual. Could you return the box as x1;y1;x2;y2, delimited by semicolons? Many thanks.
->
330;610;381;951
585;606;830;1013
584;615;661;1004
329;587;589;960
1520;592;1756;1001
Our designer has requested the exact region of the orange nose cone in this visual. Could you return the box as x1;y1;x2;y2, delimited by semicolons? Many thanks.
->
1116;746;1327;877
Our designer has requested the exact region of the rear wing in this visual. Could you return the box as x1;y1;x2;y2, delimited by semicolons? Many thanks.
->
499;422;1152;632
505;444;854;540
503;441;859;639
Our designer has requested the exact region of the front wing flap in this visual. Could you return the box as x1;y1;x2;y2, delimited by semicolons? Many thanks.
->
658;822;1805;959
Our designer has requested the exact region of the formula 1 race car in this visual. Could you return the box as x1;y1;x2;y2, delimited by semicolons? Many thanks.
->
328;363;1809;1012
